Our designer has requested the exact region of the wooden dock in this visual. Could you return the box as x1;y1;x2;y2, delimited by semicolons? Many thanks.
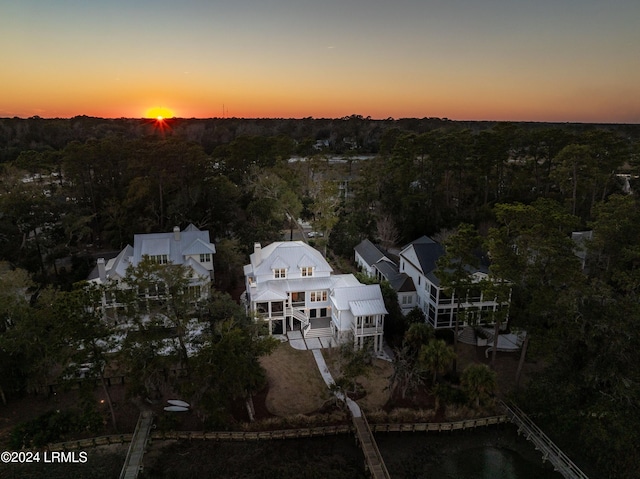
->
501;401;589;479
119;411;154;479
352;412;391;479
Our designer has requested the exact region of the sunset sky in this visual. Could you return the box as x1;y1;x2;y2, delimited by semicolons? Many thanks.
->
2;0;639;122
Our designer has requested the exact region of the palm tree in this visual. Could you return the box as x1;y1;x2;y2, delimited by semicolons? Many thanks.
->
461;363;497;408
404;322;434;357
419;339;456;385
388;346;425;400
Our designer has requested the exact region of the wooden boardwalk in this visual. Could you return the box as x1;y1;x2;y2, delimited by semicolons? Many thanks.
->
500;401;589;479
352;413;390;479
119;411;154;479
47;415;518;479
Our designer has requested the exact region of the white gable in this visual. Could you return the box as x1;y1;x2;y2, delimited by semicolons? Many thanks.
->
269;256;290;270
400;245;423;274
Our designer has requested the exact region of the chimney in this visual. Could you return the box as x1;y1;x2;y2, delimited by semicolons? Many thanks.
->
253;242;262;264
173;226;180;241
97;258;106;282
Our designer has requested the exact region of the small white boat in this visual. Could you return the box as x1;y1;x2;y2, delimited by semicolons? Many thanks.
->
167;399;190;408
164;406;189;412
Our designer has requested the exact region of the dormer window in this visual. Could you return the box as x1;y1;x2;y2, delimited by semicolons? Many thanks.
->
152;254;169;265
274;268;287;279
200;253;212;263
301;266;313;277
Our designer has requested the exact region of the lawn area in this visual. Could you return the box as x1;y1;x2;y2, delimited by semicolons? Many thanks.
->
259;342;329;415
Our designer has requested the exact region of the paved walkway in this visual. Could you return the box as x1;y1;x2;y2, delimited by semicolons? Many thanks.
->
283;330;337;351
311;349;361;417
310;350;390;478
283;330;393;363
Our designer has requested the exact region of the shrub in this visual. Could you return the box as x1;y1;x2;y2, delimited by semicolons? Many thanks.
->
9;408;101;449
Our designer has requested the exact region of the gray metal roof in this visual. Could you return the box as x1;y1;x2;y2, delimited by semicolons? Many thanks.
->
331;284;386;312
349;298;388;316
250;241;332;276
182;238;216;256
250;276;335;302
132;225;215;267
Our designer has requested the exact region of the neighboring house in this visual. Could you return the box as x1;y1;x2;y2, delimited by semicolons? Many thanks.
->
399;236;508;329
355;239;417;315
244;241;387;352
354;239;391;276
88;224;216;304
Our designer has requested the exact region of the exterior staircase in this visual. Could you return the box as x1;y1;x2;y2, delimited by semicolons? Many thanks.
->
304;327;333;339
457;326;477;345
458;326;497;346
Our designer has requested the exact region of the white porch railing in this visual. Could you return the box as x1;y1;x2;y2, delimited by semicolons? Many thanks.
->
352;325;384;336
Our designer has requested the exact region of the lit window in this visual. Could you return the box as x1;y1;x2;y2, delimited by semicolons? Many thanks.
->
301;266;313;277
310;291;327;302
274;268;287;279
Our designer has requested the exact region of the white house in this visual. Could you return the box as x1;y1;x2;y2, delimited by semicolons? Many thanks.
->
354;239;417;315
244;241;387;352
88;224;216;303
399;236;508;329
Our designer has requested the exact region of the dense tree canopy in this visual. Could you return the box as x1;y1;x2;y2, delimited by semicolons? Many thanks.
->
1;117;639;476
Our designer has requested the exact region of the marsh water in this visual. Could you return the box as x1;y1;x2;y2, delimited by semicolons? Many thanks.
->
139;424;562;478
376;426;562;478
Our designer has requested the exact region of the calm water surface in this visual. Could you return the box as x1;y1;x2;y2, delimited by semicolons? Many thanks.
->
376;426;562;479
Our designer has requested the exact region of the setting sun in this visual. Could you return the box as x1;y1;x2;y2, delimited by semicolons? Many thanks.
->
144;107;174;119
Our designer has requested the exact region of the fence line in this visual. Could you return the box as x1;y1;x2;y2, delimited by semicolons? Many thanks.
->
371;415;509;433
